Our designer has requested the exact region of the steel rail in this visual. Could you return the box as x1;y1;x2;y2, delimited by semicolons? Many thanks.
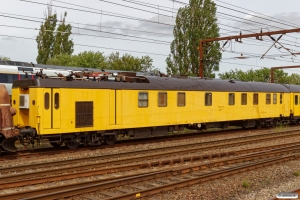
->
1;153;298;200
0;141;299;189
0;129;299;176
0;142;300;189
0;142;300;198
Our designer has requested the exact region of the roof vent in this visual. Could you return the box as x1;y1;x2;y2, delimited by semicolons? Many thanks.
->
229;79;235;83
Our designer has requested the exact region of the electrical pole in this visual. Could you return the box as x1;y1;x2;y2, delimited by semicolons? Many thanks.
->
199;28;300;78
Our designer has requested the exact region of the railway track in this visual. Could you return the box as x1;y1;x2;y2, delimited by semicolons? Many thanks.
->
0;126;293;161
1;127;299;175
0;142;299;199
0;128;300;199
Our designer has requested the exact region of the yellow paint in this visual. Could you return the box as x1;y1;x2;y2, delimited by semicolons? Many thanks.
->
136;193;141;197
12;86;293;135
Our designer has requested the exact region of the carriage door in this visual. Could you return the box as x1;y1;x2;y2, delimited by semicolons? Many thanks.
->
109;90;122;125
43;89;61;129
52;89;61;128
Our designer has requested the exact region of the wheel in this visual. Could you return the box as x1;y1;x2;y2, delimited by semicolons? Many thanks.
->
104;136;117;145
49;138;63;147
49;142;63;147
65;141;80;149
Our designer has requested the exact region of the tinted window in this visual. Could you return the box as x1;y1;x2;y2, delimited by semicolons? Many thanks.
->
241;93;247;105
228;93;235;105
54;93;59;109
253;93;258;105
205;93;212;106
273;94;277;104
177;92;185;107
158;92;167;107
266;94;271;104
295;95;298;105
44;93;50;110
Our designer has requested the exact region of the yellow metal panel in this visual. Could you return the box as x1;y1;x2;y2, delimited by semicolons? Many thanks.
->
52;89;61;129
109;90;115;125
43;89;51;129
29;88;37;127
116;90;122;125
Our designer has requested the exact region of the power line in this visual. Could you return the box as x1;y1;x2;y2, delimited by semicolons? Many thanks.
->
0;11;173;37
20;0;174;26
0;34;169;56
0;24;170;45
0;14;171;44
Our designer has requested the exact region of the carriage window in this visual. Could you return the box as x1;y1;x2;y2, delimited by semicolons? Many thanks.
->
273;94;277;104
177;92;185;107
253;93;259;105
44;92;49;110
54;93;59;109
295;95;299;105
228;93;235;105
205;93;212;106
266;94;271;104
280;94;283;104
158;92;167;107
241;93;247;105
138;92;148;108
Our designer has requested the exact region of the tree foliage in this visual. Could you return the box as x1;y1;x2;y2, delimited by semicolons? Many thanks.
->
0;56;11;61
166;0;221;77
218;68;300;84
36;1;73;64
46;51;157;72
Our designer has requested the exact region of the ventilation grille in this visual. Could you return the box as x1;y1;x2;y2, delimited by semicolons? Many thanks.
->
75;102;93;127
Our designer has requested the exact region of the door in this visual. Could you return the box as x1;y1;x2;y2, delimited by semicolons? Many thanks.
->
43;89;61;129
52;89;61;129
43;89;51;129
109;90;122;125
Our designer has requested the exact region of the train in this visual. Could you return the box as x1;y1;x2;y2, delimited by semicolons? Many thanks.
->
0;60;156;97
0;72;300;152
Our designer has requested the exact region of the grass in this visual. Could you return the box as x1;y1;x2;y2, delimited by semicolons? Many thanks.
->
293;172;300;176
242;179;251;188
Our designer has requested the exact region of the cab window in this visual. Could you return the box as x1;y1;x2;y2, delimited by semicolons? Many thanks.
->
44;92;49;110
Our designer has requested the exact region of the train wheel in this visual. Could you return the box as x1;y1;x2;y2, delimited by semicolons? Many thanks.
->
65;141;80;149
50;142;63;147
104;136;117;145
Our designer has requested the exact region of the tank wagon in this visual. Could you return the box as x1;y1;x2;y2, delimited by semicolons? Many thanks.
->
2;73;300;152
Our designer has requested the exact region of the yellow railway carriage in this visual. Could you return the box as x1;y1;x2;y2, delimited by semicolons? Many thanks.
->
3;74;294;151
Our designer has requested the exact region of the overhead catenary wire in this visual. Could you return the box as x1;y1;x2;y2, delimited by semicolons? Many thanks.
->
0;34;169;56
2;0;300;73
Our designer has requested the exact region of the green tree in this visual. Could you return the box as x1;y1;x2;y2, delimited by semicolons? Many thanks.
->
166;0;221;77
36;1;73;64
106;52;156;72
52;12;74;57
0;56;10;61
47;51;106;69
218;67;300;84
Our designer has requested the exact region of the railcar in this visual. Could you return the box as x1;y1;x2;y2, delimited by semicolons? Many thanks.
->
2;73;298;152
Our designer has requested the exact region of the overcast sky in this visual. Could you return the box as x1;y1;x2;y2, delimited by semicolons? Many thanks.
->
1;0;300;76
